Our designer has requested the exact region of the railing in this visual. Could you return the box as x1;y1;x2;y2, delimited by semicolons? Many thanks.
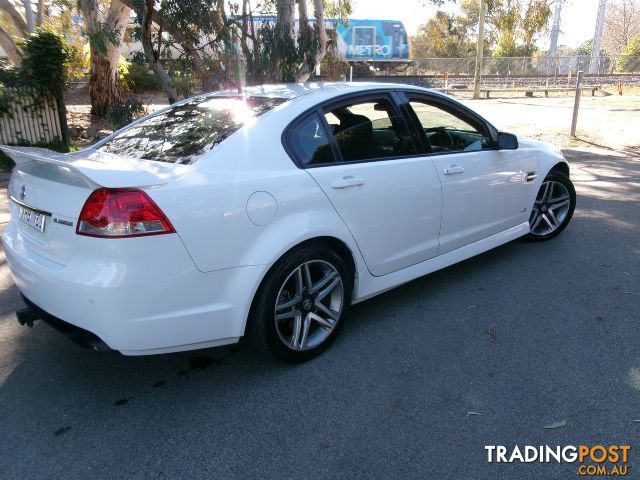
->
394;56;640;76
0;87;68;148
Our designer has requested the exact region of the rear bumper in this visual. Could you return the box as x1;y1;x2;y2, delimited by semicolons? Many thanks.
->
3;222;265;355
18;294;112;351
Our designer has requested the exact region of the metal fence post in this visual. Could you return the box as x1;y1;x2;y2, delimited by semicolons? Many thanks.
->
570;71;583;137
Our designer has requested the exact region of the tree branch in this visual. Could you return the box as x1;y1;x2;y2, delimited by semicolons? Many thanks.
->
0;23;20;63
0;0;27;34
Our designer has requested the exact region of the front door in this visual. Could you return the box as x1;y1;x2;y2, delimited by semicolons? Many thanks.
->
403;95;527;255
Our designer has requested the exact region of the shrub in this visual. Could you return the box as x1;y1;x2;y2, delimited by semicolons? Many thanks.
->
18;27;70;95
171;73;198;99
616;36;640;73
121;62;162;92
106;98;147;129
0;150;14;171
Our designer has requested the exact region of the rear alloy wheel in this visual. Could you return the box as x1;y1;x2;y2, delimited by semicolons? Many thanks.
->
527;171;576;241
250;247;351;362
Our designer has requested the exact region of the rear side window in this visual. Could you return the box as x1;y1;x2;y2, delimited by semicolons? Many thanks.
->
324;98;417;162
97;96;286;164
287;113;336;167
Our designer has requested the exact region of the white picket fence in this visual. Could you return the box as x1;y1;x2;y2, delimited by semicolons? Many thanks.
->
0;88;68;146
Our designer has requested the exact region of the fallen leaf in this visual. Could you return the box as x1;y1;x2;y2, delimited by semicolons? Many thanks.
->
544;420;567;429
487;326;497;342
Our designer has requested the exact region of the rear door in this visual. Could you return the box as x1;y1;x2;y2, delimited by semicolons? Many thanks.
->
399;92;528;255
286;92;442;277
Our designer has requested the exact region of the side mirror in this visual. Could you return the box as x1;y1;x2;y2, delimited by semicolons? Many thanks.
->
497;132;518;150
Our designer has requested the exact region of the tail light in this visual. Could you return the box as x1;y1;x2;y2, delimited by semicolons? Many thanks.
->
77;188;175;238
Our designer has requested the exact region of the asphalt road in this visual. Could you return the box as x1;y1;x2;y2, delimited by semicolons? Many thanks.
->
0;147;638;479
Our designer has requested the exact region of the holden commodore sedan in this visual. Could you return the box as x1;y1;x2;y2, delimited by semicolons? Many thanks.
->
1;83;575;362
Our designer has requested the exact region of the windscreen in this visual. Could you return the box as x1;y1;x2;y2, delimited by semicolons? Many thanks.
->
97;96;286;164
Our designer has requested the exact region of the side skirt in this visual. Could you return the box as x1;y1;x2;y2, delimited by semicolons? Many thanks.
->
353;222;530;303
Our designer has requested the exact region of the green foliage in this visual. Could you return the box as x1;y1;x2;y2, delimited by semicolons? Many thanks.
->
574;39;594;56
121;62;162;92
413;11;475;58
461;0;551;57
0;150;13;171
616;36;640;72
249;20;320;83
0;62;20;89
17;28;70;95
106;97;147;129
171;72;198;99
15;137;68;152
88;21;119;56
41;7;87;80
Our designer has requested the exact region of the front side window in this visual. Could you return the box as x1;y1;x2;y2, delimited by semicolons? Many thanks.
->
409;101;489;153
98;96;286;164
324;98;416;162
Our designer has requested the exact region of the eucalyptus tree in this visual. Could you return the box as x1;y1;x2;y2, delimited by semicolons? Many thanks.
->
460;0;552;56
0;0;48;63
79;0;131;116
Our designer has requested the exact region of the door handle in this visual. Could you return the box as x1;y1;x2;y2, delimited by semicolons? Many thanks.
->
444;165;464;175
331;177;365;189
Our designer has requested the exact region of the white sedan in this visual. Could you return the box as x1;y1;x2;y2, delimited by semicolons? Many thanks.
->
1;83;575;362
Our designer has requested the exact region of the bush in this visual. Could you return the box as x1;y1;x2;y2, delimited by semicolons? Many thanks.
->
171;73;198;99
0;150;14;171
121;62;162;93
616;36;640;73
106;98;147;129
18;27;70;95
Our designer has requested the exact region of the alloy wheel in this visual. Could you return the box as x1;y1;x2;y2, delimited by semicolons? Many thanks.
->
274;260;344;351
529;180;571;236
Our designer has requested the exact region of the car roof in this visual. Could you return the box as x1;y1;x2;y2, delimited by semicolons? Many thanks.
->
207;82;444;103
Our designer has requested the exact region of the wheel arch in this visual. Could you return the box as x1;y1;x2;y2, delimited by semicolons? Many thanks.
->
549;161;570;177
243;235;358;337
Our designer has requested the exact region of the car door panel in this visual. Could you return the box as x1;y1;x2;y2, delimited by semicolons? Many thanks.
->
307;158;442;276
431;149;526;255
399;92;530;255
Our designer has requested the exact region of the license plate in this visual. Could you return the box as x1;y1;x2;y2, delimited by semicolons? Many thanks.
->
18;205;46;233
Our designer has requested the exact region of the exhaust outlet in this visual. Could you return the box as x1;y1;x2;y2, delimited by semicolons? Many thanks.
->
16;307;40;327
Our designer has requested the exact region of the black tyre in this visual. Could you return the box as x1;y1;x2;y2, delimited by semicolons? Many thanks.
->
526;171;576;241
249;246;352;362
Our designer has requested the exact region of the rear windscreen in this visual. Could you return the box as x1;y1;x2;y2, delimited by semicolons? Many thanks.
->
97;96;286;164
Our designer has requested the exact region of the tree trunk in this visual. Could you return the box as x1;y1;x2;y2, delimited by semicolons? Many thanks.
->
276;0;295;40
0;25;20;64
296;0;330;82
0;0;27;34
141;0;177;104
183;41;215;92
23;0;35;33
36;0;44;27
80;0;131;117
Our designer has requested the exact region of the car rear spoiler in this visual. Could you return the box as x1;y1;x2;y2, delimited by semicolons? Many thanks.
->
0;146;168;189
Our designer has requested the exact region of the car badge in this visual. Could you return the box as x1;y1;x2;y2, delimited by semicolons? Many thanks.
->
19;185;27;200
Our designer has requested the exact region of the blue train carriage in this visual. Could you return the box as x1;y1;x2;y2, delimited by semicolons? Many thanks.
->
334;19;410;65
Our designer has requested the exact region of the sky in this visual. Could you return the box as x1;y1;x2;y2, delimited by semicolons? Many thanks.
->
349;0;602;49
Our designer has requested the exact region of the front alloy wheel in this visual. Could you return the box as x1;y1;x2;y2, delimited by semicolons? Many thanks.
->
527;171;576;241
250;246;351;362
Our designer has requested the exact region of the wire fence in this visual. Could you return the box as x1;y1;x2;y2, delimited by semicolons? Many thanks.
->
396;56;640;76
